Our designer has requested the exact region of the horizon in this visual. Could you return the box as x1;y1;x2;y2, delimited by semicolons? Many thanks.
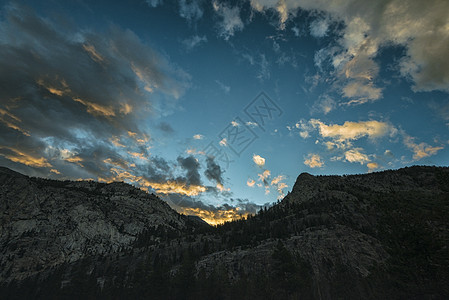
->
0;0;448;224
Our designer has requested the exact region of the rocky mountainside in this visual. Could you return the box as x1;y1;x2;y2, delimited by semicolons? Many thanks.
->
0;167;196;283
1;166;448;299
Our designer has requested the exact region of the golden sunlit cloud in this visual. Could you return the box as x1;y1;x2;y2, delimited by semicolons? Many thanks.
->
82;44;104;63
193;134;204;140
0;108;30;136
252;154;265;167
247;178;255;187
216;183;230;192
178;207;250;226
0;147;51;168
309;119;394;142
367;162;379;171
128;131;137;137
144;181;206;196
107;167;207;196
258;169;271;181
270;174;285;185
231;120;239;127
119;103;133;115
304;153;324;168
50;169;61;174
73;97;115;117
37;78;70;97
128;151;148;161
110;136;126;148
344;148;370;164
403;135;443;160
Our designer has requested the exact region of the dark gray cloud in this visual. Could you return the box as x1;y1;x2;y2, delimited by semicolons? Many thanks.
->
177;155;201;186
157;122;175;134
0;3;189;182
204;156;223;185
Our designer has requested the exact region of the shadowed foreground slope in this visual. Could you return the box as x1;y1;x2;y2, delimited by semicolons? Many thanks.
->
0;166;448;299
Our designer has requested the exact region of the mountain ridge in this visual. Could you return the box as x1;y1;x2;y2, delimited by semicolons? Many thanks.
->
1;165;448;299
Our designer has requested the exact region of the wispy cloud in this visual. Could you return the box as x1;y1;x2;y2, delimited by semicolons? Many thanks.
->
182;35;207;50
212;1;244;40
215;80;231;94
403;134;444;161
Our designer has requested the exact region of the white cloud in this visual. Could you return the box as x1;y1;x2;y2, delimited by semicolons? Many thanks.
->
311;94;336;114
252;154;265;167
231;120;240;127
215;80;231;93
182;35;207;50
213;1;244;40
219;137;228;146
193;134;204;140
249;0;449;95
146;0;162;7
310;18;329;38
179;0;203;21
304;153;324;168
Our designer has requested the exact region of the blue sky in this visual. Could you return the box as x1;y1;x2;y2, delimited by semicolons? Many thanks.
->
0;0;448;224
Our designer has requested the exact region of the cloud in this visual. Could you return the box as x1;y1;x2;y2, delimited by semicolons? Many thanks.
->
367;162;379;171
252;154;266;167
177;155;201;186
0;146;52;168
270;174;288;199
193;134;204;140
344;148;370;164
157;122;175;134
311;94;336;115
308;119;395;143
204;156;224;185
257;169;271;185
182;35;207;50
403;134;444;160
309;18;329;38
219;138;228;146
246;121;259;128
247;178;255;187
178;0;203;22
304;153;324;168
215;80;231;93
0;4;189;181
249;0;449;94
212;1;244;40
146;0;163;8
231;120;239;127
341;81;382;105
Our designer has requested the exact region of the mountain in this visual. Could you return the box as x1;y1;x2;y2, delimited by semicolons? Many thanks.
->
0;167;202;283
0;166;448;299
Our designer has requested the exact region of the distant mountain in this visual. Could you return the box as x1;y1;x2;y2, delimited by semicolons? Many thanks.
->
1;166;448;299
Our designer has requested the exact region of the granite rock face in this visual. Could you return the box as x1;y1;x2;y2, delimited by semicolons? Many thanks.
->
0;167;186;282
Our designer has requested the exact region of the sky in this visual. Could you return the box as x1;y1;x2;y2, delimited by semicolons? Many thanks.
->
0;0;448;224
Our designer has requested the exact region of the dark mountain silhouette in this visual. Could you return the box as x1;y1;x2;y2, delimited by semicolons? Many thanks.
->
0;165;448;299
